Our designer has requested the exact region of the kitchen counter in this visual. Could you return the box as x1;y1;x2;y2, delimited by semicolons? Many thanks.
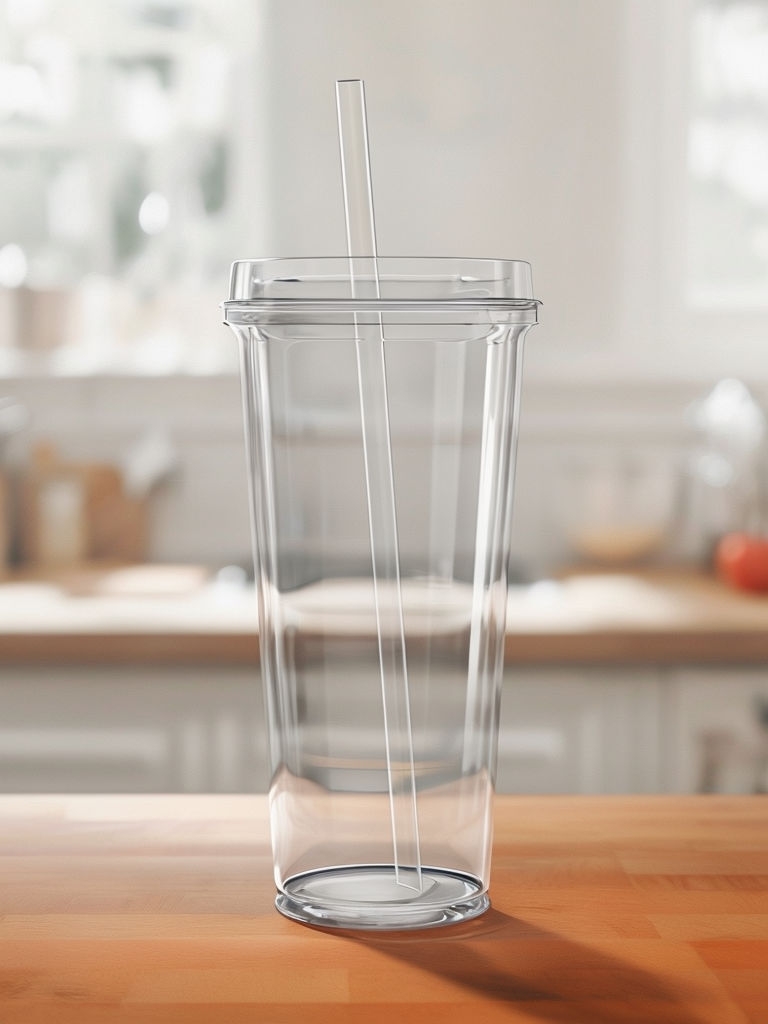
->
2;564;768;665
504;569;768;664
0;793;765;1022
0;564;261;665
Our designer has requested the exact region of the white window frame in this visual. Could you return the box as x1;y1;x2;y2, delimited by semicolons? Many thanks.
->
623;0;768;379
526;0;768;389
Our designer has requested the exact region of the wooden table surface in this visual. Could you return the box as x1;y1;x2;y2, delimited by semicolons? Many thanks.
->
0;794;766;1023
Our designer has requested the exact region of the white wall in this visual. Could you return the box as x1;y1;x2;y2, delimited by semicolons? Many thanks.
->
256;0;628;375
1;372;730;574
3;0;765;571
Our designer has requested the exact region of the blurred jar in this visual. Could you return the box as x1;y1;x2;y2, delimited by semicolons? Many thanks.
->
566;452;675;567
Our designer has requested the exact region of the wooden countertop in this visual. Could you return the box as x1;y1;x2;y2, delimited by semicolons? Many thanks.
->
504;569;768;665
0;564;261;665
0;793;765;1023
2;564;768;665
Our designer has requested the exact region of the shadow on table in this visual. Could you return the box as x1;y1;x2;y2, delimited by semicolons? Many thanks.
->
337;908;709;1024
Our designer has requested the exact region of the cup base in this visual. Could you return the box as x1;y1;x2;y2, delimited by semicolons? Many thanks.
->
275;864;489;930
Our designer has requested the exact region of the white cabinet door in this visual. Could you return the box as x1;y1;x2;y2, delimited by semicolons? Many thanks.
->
0;667;267;793
664;669;768;794
498;669;662;794
20;664;761;796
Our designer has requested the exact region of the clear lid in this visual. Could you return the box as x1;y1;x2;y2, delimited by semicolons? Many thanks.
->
222;258;536;325
223;257;539;326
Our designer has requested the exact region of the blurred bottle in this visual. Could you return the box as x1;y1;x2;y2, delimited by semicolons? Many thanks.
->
20;443;87;567
677;379;768;564
0;397;27;574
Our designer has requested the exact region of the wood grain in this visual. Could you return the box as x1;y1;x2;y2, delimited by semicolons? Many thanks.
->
0;794;765;1022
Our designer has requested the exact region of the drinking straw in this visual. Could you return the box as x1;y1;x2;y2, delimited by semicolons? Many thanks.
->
335;79;422;889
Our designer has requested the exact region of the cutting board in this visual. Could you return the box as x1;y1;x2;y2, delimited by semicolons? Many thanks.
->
85;464;146;562
18;446;147;566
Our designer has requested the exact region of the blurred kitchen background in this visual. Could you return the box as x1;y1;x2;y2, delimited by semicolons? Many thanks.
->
2;0;768;795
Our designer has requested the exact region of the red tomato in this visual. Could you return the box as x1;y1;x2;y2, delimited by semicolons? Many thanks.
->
715;532;768;592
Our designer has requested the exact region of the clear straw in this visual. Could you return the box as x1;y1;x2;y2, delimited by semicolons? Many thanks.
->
335;79;422;890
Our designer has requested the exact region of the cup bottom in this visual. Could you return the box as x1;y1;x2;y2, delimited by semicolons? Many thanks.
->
275;864;489;930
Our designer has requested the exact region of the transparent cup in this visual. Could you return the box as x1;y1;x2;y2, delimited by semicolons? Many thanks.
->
223;257;539;929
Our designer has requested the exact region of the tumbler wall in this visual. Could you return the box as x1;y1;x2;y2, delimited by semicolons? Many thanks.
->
227;257;538;928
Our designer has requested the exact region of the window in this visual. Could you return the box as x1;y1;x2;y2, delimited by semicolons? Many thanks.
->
0;0;258;375
688;0;768;310
566;0;768;382
2;1;765;382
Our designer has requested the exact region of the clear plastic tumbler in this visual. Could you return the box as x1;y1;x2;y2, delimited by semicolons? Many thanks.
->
224;257;539;929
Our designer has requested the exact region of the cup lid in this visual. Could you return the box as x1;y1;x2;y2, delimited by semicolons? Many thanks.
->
226;257;537;303
223;257;539;327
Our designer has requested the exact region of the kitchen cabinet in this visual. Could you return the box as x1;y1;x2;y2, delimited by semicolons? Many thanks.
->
0;667;267;794
0;662;701;796
498;668;662;794
0;661;664;795
663;668;768;794
3;662;768;795
499;667;768;796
